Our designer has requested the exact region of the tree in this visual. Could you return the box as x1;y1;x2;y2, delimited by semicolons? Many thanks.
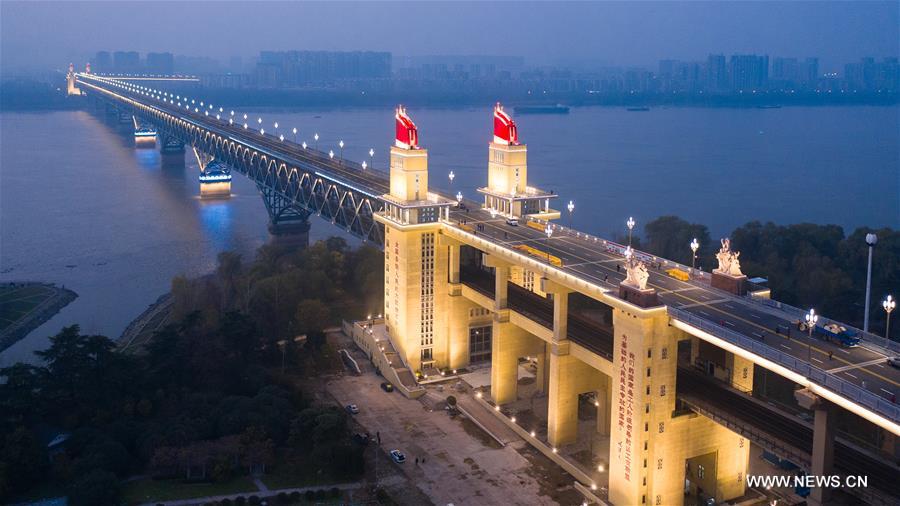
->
295;299;330;336
643;215;711;267
67;469;120;506
0;428;45;498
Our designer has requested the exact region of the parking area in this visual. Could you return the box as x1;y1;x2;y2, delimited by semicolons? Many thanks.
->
328;333;585;506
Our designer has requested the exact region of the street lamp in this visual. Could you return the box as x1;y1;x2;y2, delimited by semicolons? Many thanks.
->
690;238;700;269
884;295;895;347
257;117;262;127
490;208;498;219
864;233;877;332
314;133;319;150
804;308;818;366
626;216;636;246
449;171;455;185
339;140;344;161
260;129;265;136
292;127;297;142
279;134;284;142
567;200;575;227
456;191;463;206
329;150;334;159
362;161;367;170
274;122;278;136
369;148;375;169
302;141;307;150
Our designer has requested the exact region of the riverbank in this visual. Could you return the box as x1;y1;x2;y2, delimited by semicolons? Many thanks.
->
0;282;78;353
118;292;173;353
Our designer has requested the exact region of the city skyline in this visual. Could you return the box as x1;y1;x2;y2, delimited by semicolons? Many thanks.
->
2;1;898;75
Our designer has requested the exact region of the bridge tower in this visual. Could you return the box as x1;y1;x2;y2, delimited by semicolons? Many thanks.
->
477;103;559;220
606;298;751;506
66;63;82;96
375;106;455;375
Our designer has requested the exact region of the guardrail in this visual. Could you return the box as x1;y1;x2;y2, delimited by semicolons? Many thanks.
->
524;217;713;283
669;307;900;424
740;296;900;354
524;216;899;356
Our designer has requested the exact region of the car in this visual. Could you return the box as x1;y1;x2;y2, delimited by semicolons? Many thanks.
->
380;382;394;393
390;449;406;463
346;404;359;414
506;217;519;226
887;357;900;369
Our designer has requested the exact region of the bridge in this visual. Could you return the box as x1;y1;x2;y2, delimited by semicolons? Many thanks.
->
70;69;899;506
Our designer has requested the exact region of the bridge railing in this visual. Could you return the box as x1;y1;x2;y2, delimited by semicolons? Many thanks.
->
738;296;900;354
669;306;900;424
525;217;714;283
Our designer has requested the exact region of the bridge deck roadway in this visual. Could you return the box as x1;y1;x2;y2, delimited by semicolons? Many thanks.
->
80;74;900;428
446;208;900;411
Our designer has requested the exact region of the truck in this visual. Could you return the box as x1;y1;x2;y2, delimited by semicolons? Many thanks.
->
796;320;860;347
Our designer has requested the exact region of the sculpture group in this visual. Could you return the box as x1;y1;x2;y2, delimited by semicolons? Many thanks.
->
623;247;650;291
714;238;743;277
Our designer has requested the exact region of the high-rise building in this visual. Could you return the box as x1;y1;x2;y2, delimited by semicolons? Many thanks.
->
146;52;174;75
92;51;112;73
112;51;140;73
705;54;728;92
728;54;768;92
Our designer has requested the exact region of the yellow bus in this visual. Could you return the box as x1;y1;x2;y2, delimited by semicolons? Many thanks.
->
666;268;690;281
514;244;563;267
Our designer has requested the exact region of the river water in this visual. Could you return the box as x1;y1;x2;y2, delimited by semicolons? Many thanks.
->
1;105;897;365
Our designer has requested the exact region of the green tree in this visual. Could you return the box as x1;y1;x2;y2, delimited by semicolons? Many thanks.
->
295;299;330;336
643;215;711;267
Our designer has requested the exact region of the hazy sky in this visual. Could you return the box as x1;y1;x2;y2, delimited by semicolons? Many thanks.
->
2;1;897;74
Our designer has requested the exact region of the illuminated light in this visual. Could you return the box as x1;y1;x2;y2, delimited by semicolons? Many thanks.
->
591;484;597;491
510;416;516;423
361;161;367;170
260;129;265;135
551;447;558;454
329;150;334;159
594;401;599;407
279;134;284;141
494;405;500;412
452;369;457;374
597;464;605;472
302;142;307;149
530;430;536;437
475;391;483;399
243;123;248;129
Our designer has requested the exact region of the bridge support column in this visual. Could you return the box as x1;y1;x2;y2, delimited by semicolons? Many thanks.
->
726;352;754;392
795;389;836;506
535;342;549;393
596;375;611;436
490;320;531;406
257;183;310;246
445;240;470;371
546;341;604;447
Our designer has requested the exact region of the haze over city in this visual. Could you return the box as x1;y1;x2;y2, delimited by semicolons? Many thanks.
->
2;1;898;74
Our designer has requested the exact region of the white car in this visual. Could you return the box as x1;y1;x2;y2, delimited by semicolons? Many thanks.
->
506;217;519;226
390;449;406;463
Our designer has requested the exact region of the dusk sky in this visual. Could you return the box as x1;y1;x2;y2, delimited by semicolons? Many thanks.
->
1;1;898;73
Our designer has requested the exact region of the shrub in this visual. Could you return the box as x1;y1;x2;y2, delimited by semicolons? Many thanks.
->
289;491;301;501
276;492;288;504
235;497;246;506
304;490;315;501
330;487;340;498
314;489;326;500
248;496;260;505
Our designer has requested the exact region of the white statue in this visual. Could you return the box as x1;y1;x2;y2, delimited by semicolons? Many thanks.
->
715;238;743;277
624;256;650;290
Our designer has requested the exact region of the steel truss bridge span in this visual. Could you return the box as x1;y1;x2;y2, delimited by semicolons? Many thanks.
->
76;73;389;244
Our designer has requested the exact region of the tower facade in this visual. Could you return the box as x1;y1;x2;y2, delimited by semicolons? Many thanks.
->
376;106;454;374
478;103;559;219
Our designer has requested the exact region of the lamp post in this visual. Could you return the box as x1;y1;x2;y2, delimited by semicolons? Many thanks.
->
567;200;575;227
274;122;278;137
545;225;553;263
884;295;895;348
690;238;700;270
449;170;455;186
456;191;463;207
339;140;344;162
257;117;262;129
362;161;367;170
626;216;635;246
328;150;334;160
314;133;319;150
369;148;375;170
864;233;877;332
292;127;297;143
804;308;818;366
302;141;307;150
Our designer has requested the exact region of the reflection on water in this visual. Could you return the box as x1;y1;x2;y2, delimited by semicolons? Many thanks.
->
1;105;898;365
198;197;235;253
